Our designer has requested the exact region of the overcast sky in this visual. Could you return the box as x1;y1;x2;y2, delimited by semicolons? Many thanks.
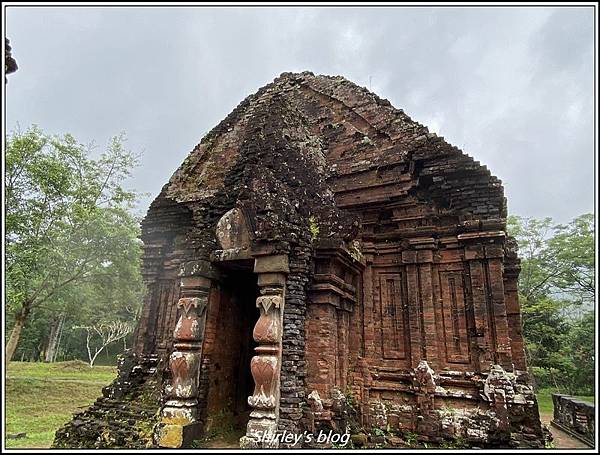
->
5;6;595;224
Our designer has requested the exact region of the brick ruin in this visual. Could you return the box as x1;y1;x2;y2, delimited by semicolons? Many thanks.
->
53;71;545;449
551;394;594;447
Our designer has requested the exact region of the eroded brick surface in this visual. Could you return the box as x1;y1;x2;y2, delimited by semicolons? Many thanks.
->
54;72;544;448
551;394;594;447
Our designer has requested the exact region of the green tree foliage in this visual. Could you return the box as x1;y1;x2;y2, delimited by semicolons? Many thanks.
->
5;126;144;362
549;214;595;306
508;214;595;395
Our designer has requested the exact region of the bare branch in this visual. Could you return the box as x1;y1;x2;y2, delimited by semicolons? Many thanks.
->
74;321;134;367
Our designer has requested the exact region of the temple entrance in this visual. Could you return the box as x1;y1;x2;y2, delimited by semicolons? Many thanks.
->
204;264;259;444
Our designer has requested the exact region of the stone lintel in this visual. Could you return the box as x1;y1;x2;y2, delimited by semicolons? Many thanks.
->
251;240;291;257
257;272;287;287
210;247;253;262
254;254;289;274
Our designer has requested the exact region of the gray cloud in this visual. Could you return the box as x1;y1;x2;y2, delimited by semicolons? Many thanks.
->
6;6;595;223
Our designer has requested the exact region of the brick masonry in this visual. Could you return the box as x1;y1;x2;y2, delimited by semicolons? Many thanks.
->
54;72;544;448
551;394;594;447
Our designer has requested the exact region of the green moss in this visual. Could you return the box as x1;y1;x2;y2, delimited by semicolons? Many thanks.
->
361;136;374;146
440;436;468;449
403;431;418;447
134;410;160;448
348;240;363;262
372;427;386;437
344;385;357;413
308;216;320;241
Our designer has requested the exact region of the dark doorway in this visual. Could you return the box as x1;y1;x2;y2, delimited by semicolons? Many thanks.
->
204;265;259;440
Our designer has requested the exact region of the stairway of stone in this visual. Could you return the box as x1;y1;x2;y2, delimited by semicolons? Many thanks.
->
52;353;163;449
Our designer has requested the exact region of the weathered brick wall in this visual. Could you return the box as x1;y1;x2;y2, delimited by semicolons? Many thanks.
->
552;394;594;447
56;71;542;448
278;72;542;447
278;243;312;436
53;352;161;448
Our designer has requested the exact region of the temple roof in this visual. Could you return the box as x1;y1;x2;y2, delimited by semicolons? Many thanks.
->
143;72;506;249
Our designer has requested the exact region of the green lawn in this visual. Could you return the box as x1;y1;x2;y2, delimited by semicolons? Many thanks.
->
536;388;595;416
5;361;116;449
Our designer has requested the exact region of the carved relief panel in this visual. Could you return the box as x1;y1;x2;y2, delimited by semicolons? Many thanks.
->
438;271;471;365
376;273;410;361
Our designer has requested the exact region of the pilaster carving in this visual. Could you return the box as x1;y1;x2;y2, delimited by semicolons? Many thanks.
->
240;255;288;448
157;275;210;448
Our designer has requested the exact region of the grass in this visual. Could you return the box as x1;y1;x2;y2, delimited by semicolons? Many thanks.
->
536;388;595;417
5;362;595;449
5;360;116;449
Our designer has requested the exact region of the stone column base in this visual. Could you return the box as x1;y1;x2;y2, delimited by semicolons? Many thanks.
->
156;421;203;448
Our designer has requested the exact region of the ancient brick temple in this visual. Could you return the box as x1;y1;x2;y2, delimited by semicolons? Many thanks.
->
54;72;544;449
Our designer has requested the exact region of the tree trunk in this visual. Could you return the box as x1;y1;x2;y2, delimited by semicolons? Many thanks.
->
6;305;30;362
52;316;65;362
44;314;65;362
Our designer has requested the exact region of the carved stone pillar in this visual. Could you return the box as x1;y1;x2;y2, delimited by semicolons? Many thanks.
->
157;274;210;448
414;360;437;435
240;254;288;448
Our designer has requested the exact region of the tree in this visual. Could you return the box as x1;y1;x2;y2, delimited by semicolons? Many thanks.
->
43;313;65;363
5;126;143;361
562;311;595;394
508;214;595;309
549;214;595;307
507;214;595;394
75;321;134;367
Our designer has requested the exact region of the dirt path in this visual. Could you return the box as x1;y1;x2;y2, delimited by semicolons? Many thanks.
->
540;412;589;449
